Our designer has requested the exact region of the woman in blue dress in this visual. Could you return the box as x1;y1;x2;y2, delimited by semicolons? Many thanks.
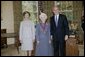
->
35;12;54;56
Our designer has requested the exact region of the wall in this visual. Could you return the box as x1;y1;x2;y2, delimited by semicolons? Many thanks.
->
1;1;15;45
13;1;23;34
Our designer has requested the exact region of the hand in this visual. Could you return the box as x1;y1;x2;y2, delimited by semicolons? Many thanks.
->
49;40;51;44
33;39;35;43
37;41;39;44
20;40;23;44
51;35;53;40
65;35;68;41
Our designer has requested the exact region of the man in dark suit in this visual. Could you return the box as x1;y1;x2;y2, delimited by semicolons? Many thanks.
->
50;6;69;56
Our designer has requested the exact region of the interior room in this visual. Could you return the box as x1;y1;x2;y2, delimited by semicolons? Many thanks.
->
1;1;84;56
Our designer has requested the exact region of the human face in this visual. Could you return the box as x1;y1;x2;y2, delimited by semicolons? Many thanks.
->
39;13;47;23
52;6;59;15
24;13;29;19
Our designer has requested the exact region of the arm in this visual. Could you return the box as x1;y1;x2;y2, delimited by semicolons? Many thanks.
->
63;15;69;40
50;17;54;37
63;15;69;36
19;22;23;43
32;23;35;42
48;24;52;44
35;24;40;44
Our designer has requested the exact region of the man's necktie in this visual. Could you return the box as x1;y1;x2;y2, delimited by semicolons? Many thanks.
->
55;15;58;27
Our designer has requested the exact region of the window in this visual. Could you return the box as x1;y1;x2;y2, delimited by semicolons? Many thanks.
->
54;1;73;21
22;1;38;24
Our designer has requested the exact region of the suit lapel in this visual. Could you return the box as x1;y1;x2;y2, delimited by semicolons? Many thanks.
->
53;16;56;28
58;14;60;26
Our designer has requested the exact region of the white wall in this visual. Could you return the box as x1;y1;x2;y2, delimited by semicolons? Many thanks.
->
1;1;15;45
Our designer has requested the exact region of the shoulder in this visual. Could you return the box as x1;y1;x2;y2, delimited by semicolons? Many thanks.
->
21;20;26;23
29;21;35;27
20;20;23;23
50;16;54;21
59;14;66;17
46;23;50;26
46;23;50;28
59;14;67;21
28;20;34;24
20;21;23;25
50;16;54;19
31;21;35;25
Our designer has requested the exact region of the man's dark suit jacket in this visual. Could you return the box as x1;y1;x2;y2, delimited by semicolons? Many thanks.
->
50;14;69;42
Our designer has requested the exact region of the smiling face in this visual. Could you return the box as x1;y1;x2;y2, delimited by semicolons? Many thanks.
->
23;11;30;20
39;13;47;23
52;6;59;15
24;13;29;18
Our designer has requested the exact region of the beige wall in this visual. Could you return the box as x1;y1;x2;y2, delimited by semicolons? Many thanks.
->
1;1;15;45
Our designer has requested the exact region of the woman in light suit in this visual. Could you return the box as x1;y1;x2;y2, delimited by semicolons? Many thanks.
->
19;11;35;56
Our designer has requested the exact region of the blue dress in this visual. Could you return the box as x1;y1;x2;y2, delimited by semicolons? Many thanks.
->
35;23;54;56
